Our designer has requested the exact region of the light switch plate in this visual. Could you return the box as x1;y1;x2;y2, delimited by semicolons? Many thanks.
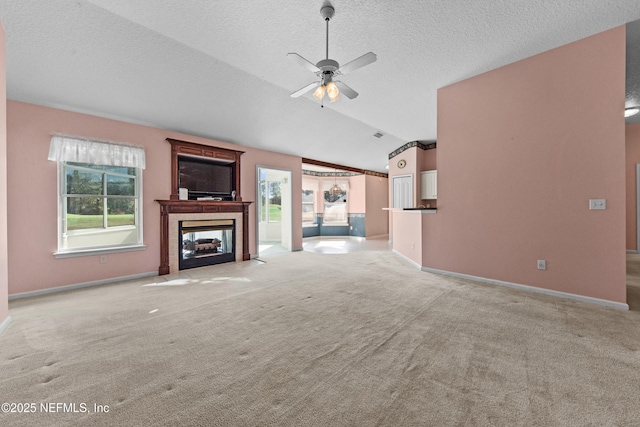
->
589;199;606;210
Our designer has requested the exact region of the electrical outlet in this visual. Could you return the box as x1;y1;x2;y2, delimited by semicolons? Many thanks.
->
537;260;546;270
589;199;606;210
99;255;107;264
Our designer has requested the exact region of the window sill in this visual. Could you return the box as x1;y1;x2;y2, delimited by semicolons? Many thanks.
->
302;223;318;227
54;244;147;259
65;224;137;237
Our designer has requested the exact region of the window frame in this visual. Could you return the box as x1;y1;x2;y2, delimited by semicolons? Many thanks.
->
322;189;349;225
259;179;282;223
302;189;315;225
54;161;145;258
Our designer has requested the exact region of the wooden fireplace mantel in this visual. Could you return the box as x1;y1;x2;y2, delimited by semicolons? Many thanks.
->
156;200;253;275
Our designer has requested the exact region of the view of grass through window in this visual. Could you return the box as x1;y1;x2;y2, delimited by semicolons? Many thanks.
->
260;180;281;222
65;162;137;231
66;213;135;230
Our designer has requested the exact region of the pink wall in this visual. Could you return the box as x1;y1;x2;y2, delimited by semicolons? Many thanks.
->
625;123;640;250
242;149;303;251
349;175;366;213
0;23;8;324
7;101;303;295
420;148;437;171
365;174;389;237
429;26;627;303
392;211;422;266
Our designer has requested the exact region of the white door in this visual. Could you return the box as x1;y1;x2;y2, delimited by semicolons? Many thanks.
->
392;175;413;208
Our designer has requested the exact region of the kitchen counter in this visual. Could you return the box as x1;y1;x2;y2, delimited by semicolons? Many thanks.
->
383;207;437;213
402;207;437;212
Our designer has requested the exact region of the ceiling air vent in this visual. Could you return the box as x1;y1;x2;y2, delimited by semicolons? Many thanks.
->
373;131;384;139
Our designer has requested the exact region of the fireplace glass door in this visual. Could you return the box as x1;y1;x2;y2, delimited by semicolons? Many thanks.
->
179;219;235;270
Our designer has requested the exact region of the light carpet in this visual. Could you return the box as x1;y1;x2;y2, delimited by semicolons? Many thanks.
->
1;250;640;426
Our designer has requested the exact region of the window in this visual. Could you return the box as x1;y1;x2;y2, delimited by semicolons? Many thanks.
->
321;176;349;225
49;136;145;256
302;177;319;225
259;179;281;223
323;190;348;224
302;189;315;223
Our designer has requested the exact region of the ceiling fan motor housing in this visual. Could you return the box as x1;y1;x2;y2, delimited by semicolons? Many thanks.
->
316;58;339;72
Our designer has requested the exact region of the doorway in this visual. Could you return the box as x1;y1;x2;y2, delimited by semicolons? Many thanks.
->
257;167;292;257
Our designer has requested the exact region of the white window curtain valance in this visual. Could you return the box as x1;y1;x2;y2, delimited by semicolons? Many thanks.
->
48;135;146;169
322;178;350;192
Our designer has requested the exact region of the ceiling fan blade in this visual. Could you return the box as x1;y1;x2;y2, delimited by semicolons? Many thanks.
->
334;81;358;99
338;52;377;75
290;81;320;98
287;53;320;73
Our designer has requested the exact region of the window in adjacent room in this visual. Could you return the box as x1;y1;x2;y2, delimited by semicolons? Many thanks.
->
48;136;146;256
323;178;349;225
258;175;282;223
302;177;319;225
323;192;348;224
302;189;315;224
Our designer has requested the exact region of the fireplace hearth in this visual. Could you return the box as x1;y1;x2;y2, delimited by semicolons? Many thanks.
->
179;219;235;270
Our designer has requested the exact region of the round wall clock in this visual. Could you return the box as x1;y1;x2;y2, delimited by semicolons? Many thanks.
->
397;159;406;169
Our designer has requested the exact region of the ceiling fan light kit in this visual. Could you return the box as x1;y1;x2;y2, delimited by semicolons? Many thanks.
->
626;106;640;118
288;1;376;104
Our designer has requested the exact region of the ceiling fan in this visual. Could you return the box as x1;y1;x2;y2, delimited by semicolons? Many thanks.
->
288;1;377;103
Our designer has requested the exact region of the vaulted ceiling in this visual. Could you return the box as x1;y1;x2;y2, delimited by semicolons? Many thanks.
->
1;1;639;172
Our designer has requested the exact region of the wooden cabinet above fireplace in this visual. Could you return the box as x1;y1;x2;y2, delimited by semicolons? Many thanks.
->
167;138;244;201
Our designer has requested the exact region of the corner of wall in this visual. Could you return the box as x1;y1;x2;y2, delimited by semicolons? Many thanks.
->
0;19;9;327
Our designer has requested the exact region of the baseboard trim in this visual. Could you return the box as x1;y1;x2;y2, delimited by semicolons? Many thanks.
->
0;316;12;336
392;250;628;310
627;249;638;254
9;271;158;301
421;266;629;311
392;249;422;270
366;234;389;240
303;235;365;241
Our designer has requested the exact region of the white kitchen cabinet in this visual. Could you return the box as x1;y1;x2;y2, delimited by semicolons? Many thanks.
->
421;170;437;199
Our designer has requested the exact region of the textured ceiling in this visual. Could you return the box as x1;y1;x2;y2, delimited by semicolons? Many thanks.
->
627;19;640;124
1;0;640;172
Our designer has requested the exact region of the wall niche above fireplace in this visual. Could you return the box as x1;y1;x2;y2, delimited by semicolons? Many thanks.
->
167;138;244;201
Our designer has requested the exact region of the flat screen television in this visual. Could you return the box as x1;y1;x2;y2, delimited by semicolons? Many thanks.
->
178;156;234;200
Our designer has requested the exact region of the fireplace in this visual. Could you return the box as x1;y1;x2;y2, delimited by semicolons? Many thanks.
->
156;200;251;275
156;139;251;275
179;219;235;270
